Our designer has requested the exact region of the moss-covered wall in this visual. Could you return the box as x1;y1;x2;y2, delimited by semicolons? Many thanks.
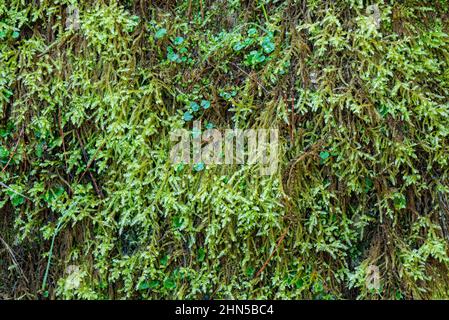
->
1;0;449;299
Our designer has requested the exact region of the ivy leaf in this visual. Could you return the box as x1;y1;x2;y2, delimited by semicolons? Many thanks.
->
220;92;232;100
155;28;167;39
319;151;330;160
167;51;180;62
245;267;255;277
175;163;184;172
183;111;193;122
173;36;184;45
261;37;275;54
138;280;159;291
248;28;258;37
43;186;65;204
11;195;25;207
160;255;169;267
393;194;407;210
138;281;150;290
295;279;304;289
163;278;176;290
233;42;245;52
54;186;65;198
243;38;254;46
245;50;266;66
190;101;200;112
193;162;205;172
173;215;183;228
201;100;210;110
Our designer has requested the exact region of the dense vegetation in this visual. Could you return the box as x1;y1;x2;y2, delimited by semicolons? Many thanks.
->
1;0;449;300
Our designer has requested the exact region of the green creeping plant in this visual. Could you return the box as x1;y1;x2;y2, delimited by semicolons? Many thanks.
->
155;28;167;39
0;0;449;301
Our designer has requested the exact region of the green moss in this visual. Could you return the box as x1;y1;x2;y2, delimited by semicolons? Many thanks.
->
1;0;449;300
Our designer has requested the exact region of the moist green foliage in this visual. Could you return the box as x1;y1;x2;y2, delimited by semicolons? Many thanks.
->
1;0;449;299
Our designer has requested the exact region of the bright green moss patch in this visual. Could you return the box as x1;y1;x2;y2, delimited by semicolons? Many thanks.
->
1;0;449;299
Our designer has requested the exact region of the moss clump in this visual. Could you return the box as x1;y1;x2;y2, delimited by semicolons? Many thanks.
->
1;0;449;299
